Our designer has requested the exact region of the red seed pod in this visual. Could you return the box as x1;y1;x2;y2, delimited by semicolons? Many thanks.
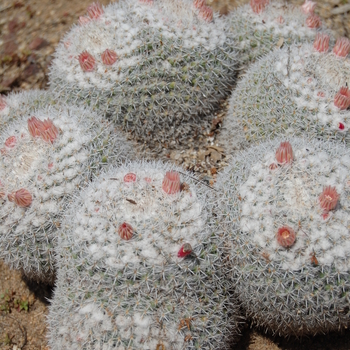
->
177;243;192;258
78;51;96;72
193;0;205;9
198;5;213;22
333;37;350;58
8;188;32;207
118;222;133;240
162;171;181;195
0;95;6;111
276;226;296;248
313;33;329;53
250;0;269;14
306;14;321;29
334;86;350;110
28;117;59;143
101;49;118;66
87;2;104;19
275;141;293;165
124;173;137;183
5;136;17;148
319;185;339;211
301;0;316;14
338;122;345;130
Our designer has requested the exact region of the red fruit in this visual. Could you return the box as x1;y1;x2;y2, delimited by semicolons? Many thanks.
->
177;243;192;258
28;117;59;143
333;37;350;58
5;136;17;148
306;14;321;28
338;122;345;130
8;188;32;207
275;141;293;165
118;222;133;240
313;33;329;53
78;51;96;72
198;5;213;22
250;0;269;14
87;2;104;19
319;186;339;211
276;226;296;248
101;49;118;66
124;173;137;183
162;171;181;195
334;86;350;110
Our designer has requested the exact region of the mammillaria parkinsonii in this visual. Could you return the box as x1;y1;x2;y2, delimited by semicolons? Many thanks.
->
0;102;133;284
49;0;238;151
221;37;350;154
229;0;328;65
47;161;241;349
213;137;350;336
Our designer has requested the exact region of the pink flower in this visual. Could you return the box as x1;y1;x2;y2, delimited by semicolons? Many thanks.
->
250;0;269;14
78;51;96;72
162;171;181;195
319;186;339;211
276;226;296;248
8;188;32;207
87;2;104;19
0;95;6;111
306;14;321;28
118;222;133;240
275;141;293;165
334;86;350;110
198;5;213;22
78;16;91;26
124;173;137;183
193;0;205;9
28;116;59;143
177;243;192;258
333;37;350;58
101;49;118;65
301;0;316;14
313;33;329;53
5;136;17;148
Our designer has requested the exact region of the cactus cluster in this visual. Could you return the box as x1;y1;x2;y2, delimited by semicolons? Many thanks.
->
48;0;239;150
229;0;328;65
48;160;241;349
213;137;350;336
0;94;133;283
220;36;350;154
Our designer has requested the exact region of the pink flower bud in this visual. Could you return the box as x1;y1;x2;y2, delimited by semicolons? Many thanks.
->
334;86;350;110
319;186;339;211
101;49;118;65
198;5;213;22
301;0;316;14
78;51;96;72
162;171;181;195
124;173;137;183
250;0;269;14
0;95;6;111
275;141;293;165
276;226;296;248
177;243;192;258
78;16;91;26
313;33;329;53
118;222;133;240
139;0;153;4
28;117;59;143
5;136;17;148
306;14;321;28
87;2;104;19
333;37;350;58
8;188;32;207
275;16;284;24
193;0;205;9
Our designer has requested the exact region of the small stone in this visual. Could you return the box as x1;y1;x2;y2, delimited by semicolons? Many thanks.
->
209;149;222;162
210;167;217;175
29;37;49;50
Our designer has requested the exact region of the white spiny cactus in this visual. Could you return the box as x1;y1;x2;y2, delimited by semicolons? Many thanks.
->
0;99;134;284
212;137;350;336
47;160;242;349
